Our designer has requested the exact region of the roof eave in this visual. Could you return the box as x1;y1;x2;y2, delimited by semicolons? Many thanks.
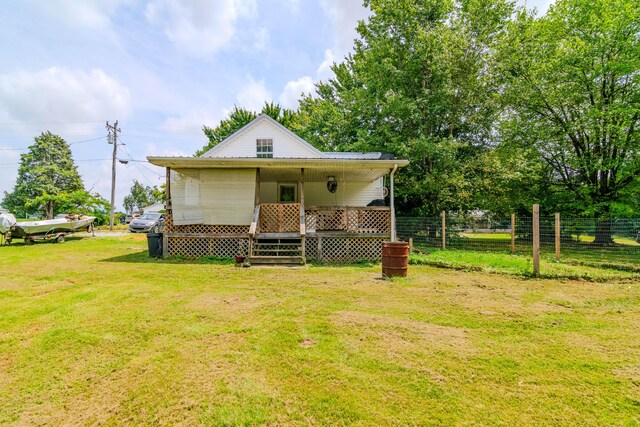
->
147;156;409;169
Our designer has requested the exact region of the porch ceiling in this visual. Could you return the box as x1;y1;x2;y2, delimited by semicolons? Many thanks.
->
260;167;390;182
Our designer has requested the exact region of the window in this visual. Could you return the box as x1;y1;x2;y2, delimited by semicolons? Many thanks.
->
278;183;297;203
256;139;273;158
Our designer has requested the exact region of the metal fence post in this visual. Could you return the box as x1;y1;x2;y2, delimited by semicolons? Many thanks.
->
533;204;540;277
441;211;446;250
555;212;561;261
511;213;516;254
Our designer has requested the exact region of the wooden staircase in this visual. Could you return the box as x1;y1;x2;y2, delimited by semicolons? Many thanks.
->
247;204;306;266
249;236;304;265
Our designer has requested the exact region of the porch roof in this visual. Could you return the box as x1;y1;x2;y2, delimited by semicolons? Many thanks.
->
147;156;409;181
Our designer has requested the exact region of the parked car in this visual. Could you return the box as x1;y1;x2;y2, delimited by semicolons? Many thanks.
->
125;213;140;224
128;213;164;233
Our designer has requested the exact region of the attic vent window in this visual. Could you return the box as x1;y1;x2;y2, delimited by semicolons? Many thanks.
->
256;139;273;158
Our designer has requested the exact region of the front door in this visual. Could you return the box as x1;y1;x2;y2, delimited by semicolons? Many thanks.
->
278;183;297;203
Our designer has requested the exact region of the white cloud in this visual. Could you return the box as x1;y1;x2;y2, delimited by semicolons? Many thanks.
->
0;144;21;201
161;109;223;135
316;49;336;81
279;76;315;109
252;26;270;51
34;0;130;41
279;0;300;13
145;0;258;56
318;0;370;58
0;67;131;137
236;75;272;112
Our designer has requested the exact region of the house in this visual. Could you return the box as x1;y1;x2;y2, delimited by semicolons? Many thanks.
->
142;202;165;214
147;114;409;264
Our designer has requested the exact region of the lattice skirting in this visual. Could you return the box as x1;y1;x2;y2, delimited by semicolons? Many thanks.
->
167;236;248;258
305;236;385;262
164;210;249;235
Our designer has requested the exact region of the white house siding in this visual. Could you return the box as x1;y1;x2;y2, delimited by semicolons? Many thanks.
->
206;120;322;159
259;178;384;206
171;169;256;225
142;202;165;213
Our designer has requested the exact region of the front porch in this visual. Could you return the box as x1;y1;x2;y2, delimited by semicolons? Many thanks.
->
162;202;391;263
149;157;407;264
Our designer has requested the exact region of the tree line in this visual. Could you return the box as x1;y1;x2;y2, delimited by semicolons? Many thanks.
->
2;0;637;243
198;0;639;244
1;131;164;224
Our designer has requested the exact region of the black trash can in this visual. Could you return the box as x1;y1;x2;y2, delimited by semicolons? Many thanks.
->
147;233;163;258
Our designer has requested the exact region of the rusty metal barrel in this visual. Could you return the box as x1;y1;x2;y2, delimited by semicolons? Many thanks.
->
381;241;409;278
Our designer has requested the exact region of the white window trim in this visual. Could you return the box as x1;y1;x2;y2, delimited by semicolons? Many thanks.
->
256;138;273;158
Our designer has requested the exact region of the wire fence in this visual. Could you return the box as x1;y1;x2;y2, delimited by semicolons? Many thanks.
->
397;215;640;264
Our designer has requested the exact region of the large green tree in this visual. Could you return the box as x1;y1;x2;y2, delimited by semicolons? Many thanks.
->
196;102;300;156
2;132;88;219
123;180;164;213
499;0;640;242
297;0;515;215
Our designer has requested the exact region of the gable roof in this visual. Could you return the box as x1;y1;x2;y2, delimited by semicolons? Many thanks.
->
200;114;325;158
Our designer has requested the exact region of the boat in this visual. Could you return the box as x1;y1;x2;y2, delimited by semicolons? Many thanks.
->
8;214;95;243
0;212;17;245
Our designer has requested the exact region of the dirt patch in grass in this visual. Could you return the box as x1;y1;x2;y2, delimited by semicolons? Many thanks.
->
333;311;472;354
300;338;317;347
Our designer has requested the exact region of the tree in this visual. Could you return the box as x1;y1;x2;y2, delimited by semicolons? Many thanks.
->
499;0;640;243
196;102;301;156
297;0;514;215
2;132;86;218
123;180;163;213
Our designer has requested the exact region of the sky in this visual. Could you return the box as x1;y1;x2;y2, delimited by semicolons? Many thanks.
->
0;0;554;212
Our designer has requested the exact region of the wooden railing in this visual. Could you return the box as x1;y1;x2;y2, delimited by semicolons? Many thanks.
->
258;203;301;233
304;206;391;234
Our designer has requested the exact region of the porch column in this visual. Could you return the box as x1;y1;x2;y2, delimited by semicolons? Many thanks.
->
163;166;171;257
390;164;398;241
300;168;305;259
255;168;260;206
299;168;304;205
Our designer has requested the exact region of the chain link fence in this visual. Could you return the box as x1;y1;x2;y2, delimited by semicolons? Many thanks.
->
397;215;640;264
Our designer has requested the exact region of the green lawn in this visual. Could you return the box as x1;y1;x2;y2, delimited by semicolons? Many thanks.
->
410;249;640;280
1;236;640;425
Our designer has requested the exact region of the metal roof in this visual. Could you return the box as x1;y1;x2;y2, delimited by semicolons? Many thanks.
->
147;156;409;170
322;152;383;159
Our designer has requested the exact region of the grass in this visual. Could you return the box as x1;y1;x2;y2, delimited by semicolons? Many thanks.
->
1;236;639;425
460;232;639;246
410;249;640;281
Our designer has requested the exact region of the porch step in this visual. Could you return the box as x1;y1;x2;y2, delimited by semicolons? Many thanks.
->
248;256;305;265
253;248;302;255
256;232;301;239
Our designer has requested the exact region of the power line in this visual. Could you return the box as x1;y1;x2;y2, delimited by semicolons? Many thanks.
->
0;136;106;151
0;158;110;166
0;120;106;126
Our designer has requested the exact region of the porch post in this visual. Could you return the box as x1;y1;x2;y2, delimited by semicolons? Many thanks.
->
162;167;170;258
255;168;260;206
299;168;304;205
390;164;398;241
300;168;305;259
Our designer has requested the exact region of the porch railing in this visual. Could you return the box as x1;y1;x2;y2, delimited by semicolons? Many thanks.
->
259;203;301;233
304;206;391;234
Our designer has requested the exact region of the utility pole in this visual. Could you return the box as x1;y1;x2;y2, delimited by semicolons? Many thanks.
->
106;120;121;231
